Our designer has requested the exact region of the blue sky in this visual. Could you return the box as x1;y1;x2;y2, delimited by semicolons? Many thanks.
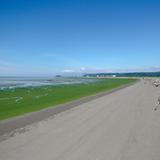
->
0;0;160;76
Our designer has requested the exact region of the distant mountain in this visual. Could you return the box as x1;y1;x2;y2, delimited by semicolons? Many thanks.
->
84;72;160;77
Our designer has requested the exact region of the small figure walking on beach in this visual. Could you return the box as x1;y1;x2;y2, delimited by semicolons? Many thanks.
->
154;96;160;111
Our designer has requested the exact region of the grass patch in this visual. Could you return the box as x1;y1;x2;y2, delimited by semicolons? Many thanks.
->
0;78;137;120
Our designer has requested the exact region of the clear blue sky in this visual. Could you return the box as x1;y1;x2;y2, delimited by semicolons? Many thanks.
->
0;0;160;76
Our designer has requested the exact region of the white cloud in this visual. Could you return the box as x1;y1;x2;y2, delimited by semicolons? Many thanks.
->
63;69;75;73
80;67;86;71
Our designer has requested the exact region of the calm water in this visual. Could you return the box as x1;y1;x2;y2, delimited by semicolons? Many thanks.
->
0;77;97;89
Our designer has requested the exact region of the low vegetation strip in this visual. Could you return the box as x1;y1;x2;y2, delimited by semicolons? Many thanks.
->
0;78;136;120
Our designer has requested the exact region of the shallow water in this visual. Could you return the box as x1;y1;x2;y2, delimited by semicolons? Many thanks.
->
0;77;97;89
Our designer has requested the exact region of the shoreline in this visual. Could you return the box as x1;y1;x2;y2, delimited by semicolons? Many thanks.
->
0;81;138;136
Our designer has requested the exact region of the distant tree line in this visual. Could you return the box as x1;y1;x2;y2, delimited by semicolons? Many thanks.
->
84;72;160;77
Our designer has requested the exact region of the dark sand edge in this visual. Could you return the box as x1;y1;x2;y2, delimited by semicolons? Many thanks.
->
0;81;138;136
